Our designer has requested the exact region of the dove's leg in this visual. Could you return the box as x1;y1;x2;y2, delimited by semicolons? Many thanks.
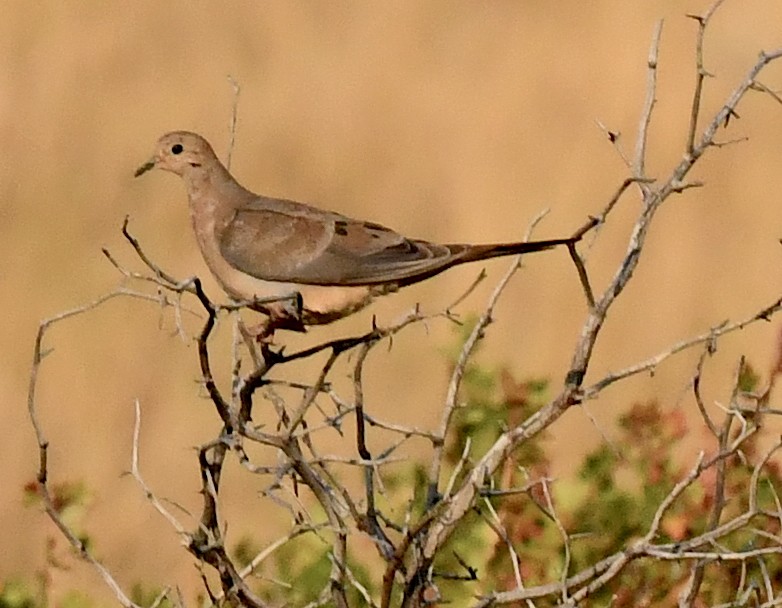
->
244;292;306;342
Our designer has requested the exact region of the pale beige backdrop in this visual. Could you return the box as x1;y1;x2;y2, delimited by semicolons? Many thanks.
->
3;0;782;602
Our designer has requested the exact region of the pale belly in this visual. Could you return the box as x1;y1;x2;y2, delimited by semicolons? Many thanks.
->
221;264;378;325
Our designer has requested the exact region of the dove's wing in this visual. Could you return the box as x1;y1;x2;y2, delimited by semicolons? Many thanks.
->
218;196;466;286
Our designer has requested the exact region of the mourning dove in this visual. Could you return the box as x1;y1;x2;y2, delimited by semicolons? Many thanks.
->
136;131;575;333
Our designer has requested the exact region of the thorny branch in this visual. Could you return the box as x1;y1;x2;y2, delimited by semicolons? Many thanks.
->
410;6;782;603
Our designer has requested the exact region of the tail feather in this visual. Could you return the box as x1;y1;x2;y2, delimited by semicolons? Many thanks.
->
454;237;573;264
392;236;575;289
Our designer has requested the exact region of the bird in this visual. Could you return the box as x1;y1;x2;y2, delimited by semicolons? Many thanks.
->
135;131;578;336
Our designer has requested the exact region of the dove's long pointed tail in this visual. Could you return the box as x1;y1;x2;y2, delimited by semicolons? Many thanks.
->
455;236;574;264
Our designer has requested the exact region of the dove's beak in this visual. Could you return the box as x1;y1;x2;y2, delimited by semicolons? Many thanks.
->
134;158;156;177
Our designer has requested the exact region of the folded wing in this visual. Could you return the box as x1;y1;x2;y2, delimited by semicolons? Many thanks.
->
219;196;468;286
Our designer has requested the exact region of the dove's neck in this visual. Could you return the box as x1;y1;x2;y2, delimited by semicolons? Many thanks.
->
185;161;255;211
184;160;257;276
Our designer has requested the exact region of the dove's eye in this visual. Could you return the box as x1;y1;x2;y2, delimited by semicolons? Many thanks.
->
171;144;183;155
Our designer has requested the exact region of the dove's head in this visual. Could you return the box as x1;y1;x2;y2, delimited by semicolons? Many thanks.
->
135;131;217;178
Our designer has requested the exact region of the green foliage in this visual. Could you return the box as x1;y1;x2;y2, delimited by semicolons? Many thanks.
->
23;480;93;552
11;480;100;608
265;537;331;604
240;532;372;606
0;577;96;608
232;535;263;569
737;359;761;392
0;580;40;608
432;328;782;605
130;583;173;608
58;591;94;608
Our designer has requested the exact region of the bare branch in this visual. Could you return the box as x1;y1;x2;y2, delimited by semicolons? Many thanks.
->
633;20;663;187
129;400;191;539
685;0;727;154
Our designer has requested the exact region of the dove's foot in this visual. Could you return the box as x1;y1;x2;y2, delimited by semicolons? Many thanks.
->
240;317;304;346
242;292;307;343
244;319;277;344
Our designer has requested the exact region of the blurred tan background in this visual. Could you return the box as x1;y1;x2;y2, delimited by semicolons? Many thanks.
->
3;0;782;602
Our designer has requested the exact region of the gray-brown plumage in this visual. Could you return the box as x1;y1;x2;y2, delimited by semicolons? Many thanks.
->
136;131;572;331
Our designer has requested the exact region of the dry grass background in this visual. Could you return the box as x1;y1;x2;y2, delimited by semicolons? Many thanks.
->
3;0;782;602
